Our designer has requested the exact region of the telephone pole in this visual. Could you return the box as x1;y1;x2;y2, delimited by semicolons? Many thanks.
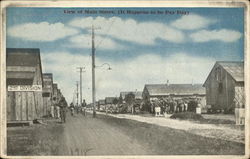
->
77;67;85;107
76;81;79;107
92;25;96;117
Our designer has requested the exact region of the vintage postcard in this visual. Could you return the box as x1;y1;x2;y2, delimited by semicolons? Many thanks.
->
0;0;249;158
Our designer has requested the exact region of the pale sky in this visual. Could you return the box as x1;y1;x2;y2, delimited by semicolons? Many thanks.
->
6;7;244;104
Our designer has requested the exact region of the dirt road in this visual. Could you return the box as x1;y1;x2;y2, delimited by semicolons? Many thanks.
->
7;112;244;156
59;113;151;155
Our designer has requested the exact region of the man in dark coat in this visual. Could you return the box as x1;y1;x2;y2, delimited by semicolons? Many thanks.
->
59;97;67;123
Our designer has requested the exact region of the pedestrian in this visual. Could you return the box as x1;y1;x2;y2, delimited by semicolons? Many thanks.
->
179;100;184;112
173;100;177;113
166;102;170;114
184;101;188;112
56;103;60;119
70;106;74;116
51;97;57;118
59;97;67;123
82;106;86;116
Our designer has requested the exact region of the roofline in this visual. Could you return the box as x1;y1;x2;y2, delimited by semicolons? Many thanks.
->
203;61;244;86
203;62;217;87
34;49;44;87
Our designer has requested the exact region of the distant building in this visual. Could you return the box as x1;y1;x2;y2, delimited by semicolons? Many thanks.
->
134;91;143;100
98;99;105;111
58;89;62;100
52;84;58;99
42;73;53;116
142;84;206;106
119;91;142;103
6;48;44;121
105;97;118;104
203;61;244;112
119;91;143;113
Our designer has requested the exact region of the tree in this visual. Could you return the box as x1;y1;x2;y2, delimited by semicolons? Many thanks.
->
124;93;135;105
113;98;119;105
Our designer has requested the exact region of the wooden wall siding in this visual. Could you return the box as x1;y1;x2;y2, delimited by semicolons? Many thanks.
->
43;75;53;117
205;65;242;109
27;92;35;120
33;92;43;118
21;93;27;120
16;92;21;120
34;63;44;118
7;91;43;121
7;92;15;121
43;97;51;116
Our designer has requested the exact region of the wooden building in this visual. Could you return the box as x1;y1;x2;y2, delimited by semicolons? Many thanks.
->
142;84;206;106
203;61;244;112
6;48;44;121
58;89;62;100
98;99;105;111
42;73;53;116
119;91;142;103
52;83;58;102
105;97;118;105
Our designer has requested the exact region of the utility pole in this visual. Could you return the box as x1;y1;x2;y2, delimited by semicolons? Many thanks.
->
92;25;96;118
77;67;85;107
76;81;79;107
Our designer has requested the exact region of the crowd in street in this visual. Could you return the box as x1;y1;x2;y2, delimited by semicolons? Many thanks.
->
50;97;68;123
69;102;87;117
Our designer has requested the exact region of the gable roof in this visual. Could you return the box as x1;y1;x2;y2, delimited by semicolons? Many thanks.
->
204;61;244;85
144;84;205;96
7;78;33;85
218;61;244;82
7;48;41;67
6;48;44;86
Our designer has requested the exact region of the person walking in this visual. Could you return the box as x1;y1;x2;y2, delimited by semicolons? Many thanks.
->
59;97;67;123
50;104;55;118
51;97;57;118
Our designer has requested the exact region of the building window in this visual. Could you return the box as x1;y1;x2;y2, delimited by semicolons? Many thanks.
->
218;82;223;93
215;67;222;82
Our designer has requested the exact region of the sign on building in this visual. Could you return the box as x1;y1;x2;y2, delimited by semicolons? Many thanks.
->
8;85;42;91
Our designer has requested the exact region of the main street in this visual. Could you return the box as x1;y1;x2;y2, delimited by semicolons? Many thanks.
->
60;113;151;155
8;111;244;156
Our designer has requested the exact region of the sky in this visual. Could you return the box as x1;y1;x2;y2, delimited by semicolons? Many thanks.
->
6;7;244;104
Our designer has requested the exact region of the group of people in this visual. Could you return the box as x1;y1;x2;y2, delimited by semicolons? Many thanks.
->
149;97;202;114
69;102;87;117
50;96;68;123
